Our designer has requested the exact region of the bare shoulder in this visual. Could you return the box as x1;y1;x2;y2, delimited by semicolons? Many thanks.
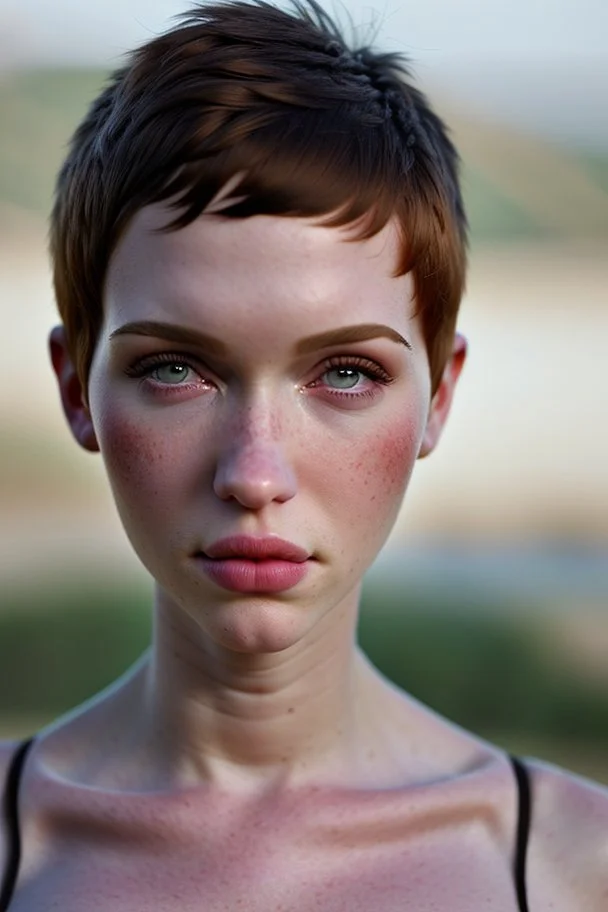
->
526;757;608;910
0;740;21;877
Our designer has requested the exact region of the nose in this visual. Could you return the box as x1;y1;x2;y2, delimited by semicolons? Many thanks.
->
213;408;297;509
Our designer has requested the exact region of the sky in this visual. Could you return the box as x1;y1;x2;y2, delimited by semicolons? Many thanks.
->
1;0;607;146
2;0;607;65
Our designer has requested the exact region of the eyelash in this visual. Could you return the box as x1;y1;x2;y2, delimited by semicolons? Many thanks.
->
311;355;394;399
124;352;394;397
125;352;204;381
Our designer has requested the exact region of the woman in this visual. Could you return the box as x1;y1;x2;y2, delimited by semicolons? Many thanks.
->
1;1;606;909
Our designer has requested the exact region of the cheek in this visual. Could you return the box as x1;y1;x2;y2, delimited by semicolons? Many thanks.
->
102;420;154;486
356;418;420;509
95;406;185;510
375;421;421;492
315;410;423;525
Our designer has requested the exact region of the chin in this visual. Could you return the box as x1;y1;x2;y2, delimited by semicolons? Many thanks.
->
167;596;313;655
195;599;311;656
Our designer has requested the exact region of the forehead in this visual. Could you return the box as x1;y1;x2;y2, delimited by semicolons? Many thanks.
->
104;205;417;337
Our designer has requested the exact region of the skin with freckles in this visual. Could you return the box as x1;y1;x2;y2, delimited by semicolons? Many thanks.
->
1;209;606;911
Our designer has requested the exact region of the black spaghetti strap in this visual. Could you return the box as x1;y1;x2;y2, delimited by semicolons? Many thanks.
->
0;737;35;912
509;755;532;912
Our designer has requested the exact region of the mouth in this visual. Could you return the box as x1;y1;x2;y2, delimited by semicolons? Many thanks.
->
196;557;311;594
196;536;313;593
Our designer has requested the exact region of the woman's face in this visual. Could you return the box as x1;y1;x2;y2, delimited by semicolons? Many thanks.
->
75;207;457;652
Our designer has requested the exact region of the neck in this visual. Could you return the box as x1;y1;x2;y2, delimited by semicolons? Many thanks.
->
140;585;378;790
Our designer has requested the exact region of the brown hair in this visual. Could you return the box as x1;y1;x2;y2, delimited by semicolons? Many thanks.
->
50;0;467;394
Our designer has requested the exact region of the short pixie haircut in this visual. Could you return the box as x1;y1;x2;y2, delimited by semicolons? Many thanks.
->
50;0;467;395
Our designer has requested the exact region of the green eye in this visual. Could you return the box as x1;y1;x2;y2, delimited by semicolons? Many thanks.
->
325;368;361;389
152;363;192;384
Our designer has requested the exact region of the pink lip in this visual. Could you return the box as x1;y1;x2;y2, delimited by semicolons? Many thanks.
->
197;536;312;593
203;536;310;562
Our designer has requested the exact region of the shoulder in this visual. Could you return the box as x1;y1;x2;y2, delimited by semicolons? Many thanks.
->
526;757;608;910
0;740;21;877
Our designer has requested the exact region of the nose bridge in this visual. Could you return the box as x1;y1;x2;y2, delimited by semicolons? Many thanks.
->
235;394;282;447
213;392;297;508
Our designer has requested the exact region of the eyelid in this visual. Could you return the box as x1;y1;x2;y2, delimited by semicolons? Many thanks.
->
320;354;394;383
124;351;206;377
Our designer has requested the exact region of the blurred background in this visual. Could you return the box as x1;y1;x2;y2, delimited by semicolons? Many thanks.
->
0;0;606;781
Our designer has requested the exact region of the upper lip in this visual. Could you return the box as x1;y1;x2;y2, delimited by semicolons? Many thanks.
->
202;536;311;562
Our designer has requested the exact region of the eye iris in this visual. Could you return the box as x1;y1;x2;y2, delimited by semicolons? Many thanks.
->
154;363;190;384
327;367;360;389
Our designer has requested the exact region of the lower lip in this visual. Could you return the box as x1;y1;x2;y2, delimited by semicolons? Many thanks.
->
197;557;310;593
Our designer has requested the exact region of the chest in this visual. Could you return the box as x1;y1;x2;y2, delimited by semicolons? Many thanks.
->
12;823;520;911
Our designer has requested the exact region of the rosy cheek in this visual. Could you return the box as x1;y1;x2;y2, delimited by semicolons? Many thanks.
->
316;412;421;526
97;411;168;496
375;420;420;493
362;433;415;519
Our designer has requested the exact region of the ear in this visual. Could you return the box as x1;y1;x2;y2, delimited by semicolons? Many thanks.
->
49;325;99;453
418;332;467;459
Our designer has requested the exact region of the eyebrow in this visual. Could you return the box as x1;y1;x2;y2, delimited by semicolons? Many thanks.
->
295;324;411;354
109;320;411;354
109;321;229;356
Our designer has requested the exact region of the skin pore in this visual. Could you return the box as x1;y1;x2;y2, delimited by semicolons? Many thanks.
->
47;206;470;797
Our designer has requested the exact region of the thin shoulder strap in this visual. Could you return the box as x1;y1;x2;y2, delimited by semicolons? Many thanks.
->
0;738;35;912
509;754;532;912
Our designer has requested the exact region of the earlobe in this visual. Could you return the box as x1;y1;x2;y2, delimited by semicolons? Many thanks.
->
49;326;99;453
418;333;467;459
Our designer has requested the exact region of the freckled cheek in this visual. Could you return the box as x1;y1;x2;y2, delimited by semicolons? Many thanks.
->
375;421;421;495
315;412;422;519
94;407;192;504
